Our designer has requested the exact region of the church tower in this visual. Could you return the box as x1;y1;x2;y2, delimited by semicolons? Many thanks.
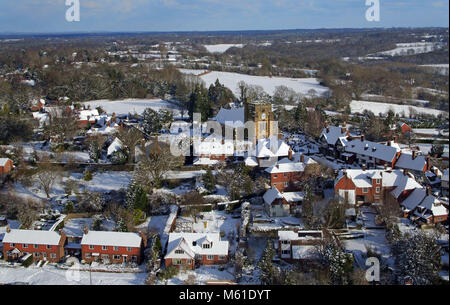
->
244;100;276;143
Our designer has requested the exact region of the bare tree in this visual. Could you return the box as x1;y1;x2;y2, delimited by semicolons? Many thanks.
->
34;160;61;198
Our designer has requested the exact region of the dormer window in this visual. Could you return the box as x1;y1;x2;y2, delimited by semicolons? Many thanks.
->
203;243;211;249
175;249;184;254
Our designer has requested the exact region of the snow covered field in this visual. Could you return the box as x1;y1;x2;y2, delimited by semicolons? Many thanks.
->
374;42;444;57
83;99;183;117
420;64;449;76
350;100;447;117
203;44;244;53
198;71;330;97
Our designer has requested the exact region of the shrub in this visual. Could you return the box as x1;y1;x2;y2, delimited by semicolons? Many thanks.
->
159;265;179;281
83;169;93;181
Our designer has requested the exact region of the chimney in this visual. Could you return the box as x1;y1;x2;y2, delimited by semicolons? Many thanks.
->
403;169;408;176
6;225;10;233
426;186;432;196
288;148;293;161
139;231;148;248
83;226;89;235
59;229;67;241
341;123;347;134
387;141;391;147
393;135;398;143
412;151;417;160
300;154;305;163
362;164;366;171
361;135;365;142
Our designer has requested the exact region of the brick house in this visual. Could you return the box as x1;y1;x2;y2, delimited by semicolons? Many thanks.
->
265;162;305;192
81;229;145;264
278;230;323;263
334;169;422;205
165;233;229;270
400;187;448;225
0;158;13;180
2;229;66;263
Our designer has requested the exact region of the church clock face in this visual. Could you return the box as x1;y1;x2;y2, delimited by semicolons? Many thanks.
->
261;113;266;120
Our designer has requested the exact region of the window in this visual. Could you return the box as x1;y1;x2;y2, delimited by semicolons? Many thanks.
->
195;254;202;260
281;250;290;255
101;254;109;260
113;246;119;251
46;245;52;250
284;182;289;187
173;259;182;265
102;246;108;251
376;187;381;193
131;256;137;262
362;188;368;194
206;255;214;261
219;255;226;260
33;253;40;257
89;245;94;250
175;249;184;254
274;175;278;179
10;243;15;248
281;240;290;244
34;244;39;249
283;173;287;177
42;253;47;258
23;244;28;249
202;243;211;249
127;247;132;252
376;179;381;184
50;253;56;259
113;255;121;260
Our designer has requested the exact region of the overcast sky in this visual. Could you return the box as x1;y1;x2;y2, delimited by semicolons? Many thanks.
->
0;0;448;33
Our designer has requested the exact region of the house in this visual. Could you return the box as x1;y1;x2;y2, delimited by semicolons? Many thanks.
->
398;122;412;134
30;98;46;112
80;229;145;264
411;189;448;225
165;233;229;270
265;162;305;192
278;230;323;263
340;136;401;169
319;123;353;158
78;108;100;127
263;186;304;217
2;229;66;263
334;168;422;205
442;169;449;197
0;158;13;180
254;137;291;167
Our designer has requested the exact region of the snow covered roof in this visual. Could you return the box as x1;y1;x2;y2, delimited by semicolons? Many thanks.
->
395;153;428;172
165;233;229;259
263;187;284;205
81;231;142;248
343;138;399;163
278;230;323;241
0;158;12;167
107;137;123;156
265;162;305;174
193;138;234;156
244;157;258;167
214;107;245;127
79;109;100;121
320;126;349;146
417;195;447;216
263;187;304;205
401;188;426;211
2;229;63;246
254;137;291;159
337;169;420;190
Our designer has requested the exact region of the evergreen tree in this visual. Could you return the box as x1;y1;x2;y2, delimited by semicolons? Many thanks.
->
258;240;276;285
142;108;162;135
202;168;216;193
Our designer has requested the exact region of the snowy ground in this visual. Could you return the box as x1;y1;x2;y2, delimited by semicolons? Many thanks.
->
197;71;330;97
350;100;447;118
0;264;146;285
83;99;185;117
203;44;244;53
165;265;236;285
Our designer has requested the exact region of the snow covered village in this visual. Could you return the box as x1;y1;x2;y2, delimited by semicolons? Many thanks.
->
0;1;449;289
